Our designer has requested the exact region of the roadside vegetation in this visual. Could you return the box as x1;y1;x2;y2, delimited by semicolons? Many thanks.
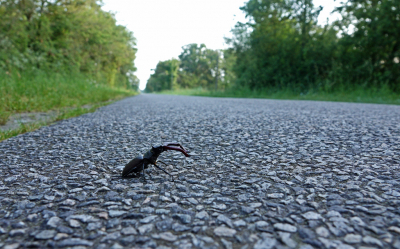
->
0;0;138;140
159;86;400;105
145;0;399;104
0;102;116;141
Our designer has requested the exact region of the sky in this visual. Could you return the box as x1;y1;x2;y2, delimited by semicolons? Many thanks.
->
101;0;341;90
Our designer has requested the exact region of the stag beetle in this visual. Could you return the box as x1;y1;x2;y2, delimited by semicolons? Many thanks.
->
122;142;190;181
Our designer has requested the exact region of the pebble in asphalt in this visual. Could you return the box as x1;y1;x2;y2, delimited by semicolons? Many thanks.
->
0;94;400;249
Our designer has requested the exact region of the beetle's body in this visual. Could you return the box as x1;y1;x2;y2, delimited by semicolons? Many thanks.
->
122;143;190;180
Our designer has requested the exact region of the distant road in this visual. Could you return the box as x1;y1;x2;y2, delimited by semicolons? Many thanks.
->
1;94;399;248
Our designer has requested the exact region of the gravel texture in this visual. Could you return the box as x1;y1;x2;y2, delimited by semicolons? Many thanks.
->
0;94;400;249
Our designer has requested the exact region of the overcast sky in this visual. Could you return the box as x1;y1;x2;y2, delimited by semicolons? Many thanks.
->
101;0;341;90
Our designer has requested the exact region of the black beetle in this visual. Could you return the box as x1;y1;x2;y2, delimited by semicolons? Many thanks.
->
122;142;190;181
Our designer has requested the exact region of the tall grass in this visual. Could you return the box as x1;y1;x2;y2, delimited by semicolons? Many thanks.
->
0;69;136;125
159;85;400;105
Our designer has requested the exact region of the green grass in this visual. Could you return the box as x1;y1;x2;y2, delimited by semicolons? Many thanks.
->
0;69;136;141
0;102;115;141
158;85;400;105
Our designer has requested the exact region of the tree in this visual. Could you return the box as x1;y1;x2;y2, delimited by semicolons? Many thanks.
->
227;0;399;93
144;44;235;92
228;0;337;91
334;0;400;91
145;59;180;92
0;0;138;88
178;43;220;89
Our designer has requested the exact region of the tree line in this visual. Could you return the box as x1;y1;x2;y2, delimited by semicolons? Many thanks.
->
146;0;399;94
0;0;138;89
145;43;236;92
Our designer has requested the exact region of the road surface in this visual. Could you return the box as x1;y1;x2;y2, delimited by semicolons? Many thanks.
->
1;94;400;249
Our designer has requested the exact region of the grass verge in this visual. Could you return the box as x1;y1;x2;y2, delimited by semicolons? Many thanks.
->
0;102;115;141
158;86;400;105
0;69;136;141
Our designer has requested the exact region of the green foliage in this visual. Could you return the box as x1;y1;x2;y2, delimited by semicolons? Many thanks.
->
228;0;400;94
178;44;218;88
158;85;400;105
145;59;180;92
229;0;337;91
0;99;122;141
145;44;236;92
0;68;135;125
334;0;400;91
0;0;138;89
220;49;237;89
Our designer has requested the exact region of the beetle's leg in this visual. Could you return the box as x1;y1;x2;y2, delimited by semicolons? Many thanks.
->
154;161;171;176
147;167;154;180
153;161;174;182
141;162;147;182
157;160;167;166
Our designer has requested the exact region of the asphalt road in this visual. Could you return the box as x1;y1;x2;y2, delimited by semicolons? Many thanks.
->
1;94;400;249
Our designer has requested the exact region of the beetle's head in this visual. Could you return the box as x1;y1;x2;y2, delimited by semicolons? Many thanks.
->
151;144;164;154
